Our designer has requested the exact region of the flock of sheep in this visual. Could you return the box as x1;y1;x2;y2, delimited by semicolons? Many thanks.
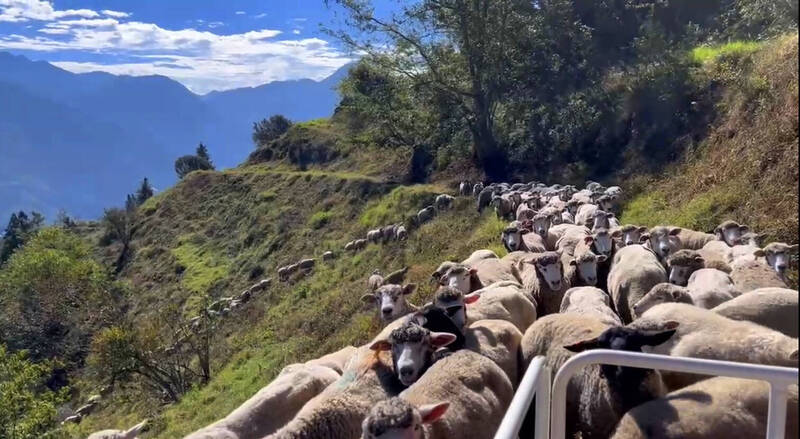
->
89;180;797;439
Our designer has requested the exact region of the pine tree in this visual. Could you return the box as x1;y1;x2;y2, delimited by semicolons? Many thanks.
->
196;143;213;168
135;177;154;205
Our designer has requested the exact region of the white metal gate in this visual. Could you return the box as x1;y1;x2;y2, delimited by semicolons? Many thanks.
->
495;350;799;439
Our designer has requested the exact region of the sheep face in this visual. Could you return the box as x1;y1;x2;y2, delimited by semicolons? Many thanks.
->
502;227;526;252
440;266;474;294
571;253;607;286
632;283;692;318
591;229;614;257
591;210;613;231
532;214;551;237
564;322;678;381
668;265;692;286
755;243;799;277
362;398;449;439
432;286;478;330
715;221;748;246
362;284;418;323
646;227;681;260
371;324;456;386
530;256;563;290
596;196;614;212
619;225;647;247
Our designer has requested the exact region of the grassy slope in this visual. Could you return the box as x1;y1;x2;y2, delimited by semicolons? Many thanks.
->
621;36;798;245
69;37;797;438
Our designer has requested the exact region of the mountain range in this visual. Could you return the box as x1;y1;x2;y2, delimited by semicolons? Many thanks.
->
0;52;353;222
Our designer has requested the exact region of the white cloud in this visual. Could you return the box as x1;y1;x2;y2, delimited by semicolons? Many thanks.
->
0;1;353;93
101;10;130;18
207;21;224;29
0;0;100;22
235;11;245;15
253;13;267;19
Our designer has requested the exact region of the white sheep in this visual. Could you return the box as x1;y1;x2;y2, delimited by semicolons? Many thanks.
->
434;283;536;333
729;258;787;292
674;227;716;250
559;286;621;326
87;421;148;439
712;287;799;338
184;363;340;439
464;319;524;386
521;313;676;439
642;226;681;263
438;259;521;294
515;251;567;317
434;194;454;211
361;349;513;439
754;242;799;281
615;224;648;248
361;284;420;324
607;244;667;323
611;377;799;439
631;303;798;390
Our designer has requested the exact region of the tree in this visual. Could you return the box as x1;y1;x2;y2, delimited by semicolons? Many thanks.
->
326;0;536;178
0;211;45;265
102;207;137;273
174;155;213;179
0;346;68;439
135;177;154;205
252;115;292;147
196;143;213;168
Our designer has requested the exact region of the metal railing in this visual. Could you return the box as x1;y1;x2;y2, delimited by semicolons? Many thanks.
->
494;356;550;439
550;350;799;439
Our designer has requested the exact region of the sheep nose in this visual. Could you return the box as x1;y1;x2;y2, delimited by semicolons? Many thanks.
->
399;366;414;378
382;307;393;316
777;264;787;271
670;279;679;285
587;277;596;284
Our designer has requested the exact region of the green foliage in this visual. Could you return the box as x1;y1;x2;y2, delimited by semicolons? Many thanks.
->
691;40;762;63
308;211;333;229
359;185;442;228
0;345;68;439
171;234;231;295
196;144;213;167
1;211;45;265
175;155;214;179
0;228;119;369
252;115;293;147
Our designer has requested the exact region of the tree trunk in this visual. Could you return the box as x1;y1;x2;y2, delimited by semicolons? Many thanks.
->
470;96;507;180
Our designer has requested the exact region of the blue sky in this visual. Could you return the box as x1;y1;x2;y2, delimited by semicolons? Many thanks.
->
0;0;400;93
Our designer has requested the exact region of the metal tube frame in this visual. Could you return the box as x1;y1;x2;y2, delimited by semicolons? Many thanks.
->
549;350;799;439
494;356;551;439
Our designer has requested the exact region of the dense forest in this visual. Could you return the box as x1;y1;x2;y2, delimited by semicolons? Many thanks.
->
0;1;797;438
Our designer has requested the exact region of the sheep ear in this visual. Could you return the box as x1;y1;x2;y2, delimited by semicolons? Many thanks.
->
468;268;478;276
520;228;530;235
402;284;417;295
611;230;622;238
669;228;681;236
360;294;375;303
788;244;799;254
636;328;677;347
429;332;457;348
640;234;651;244
563;337;601;353
693;255;705;264
464;293;480;304
369;339;392;352
753;249;766;258
607;212;616;218
740;225;749;233
638;226;648;233
583;236;594;245
569;259;577;266
790;349;798;361
419;402;450;424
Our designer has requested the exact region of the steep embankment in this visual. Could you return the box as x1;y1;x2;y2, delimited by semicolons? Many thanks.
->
68;129;506;438
620;36;798;246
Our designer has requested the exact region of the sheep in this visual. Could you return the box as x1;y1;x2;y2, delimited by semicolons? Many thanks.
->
516;251;567;317
369;322;458;387
361;350;512;439
491;195;514;219
714;220;749;246
530;213;559;249
729;259;787;292
712;287;799;338
254;278;271;291
611;377;799;439
361;284;420;324
410;304;466;352
575;227;616;259
344;241;356;252
383;267;409;285
564;251;607;288
700;240;734;266
267;346;404;439
463;318;524;386
472;182;484;198
500;223;530;252
434;284;536;333
322;251;335;262
367;229;383;244
665;249;731;286
590;210;617;231
615;224;648;248
439;259;521;294
75;401;97;416
353;238;368;251
675;227;716;250
754;242;799;280
87;420;148;439
574;203;599;226
631;303;798;390
297;258;316;271
559;286;622;326
416;206;436;225
434;194;454;211
605;186;622;198
594;194;615;213
278;264;299;281
307;346;360;375
520;314;676;439
516;203;536;222
184;364;340;439
642;226;681;262
394;225;408;241
458;181;471;196
607;244;667;324
476;187;494;212
461;249;498;265
367;270;384;293
632;283;696;318
379;224;397;243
